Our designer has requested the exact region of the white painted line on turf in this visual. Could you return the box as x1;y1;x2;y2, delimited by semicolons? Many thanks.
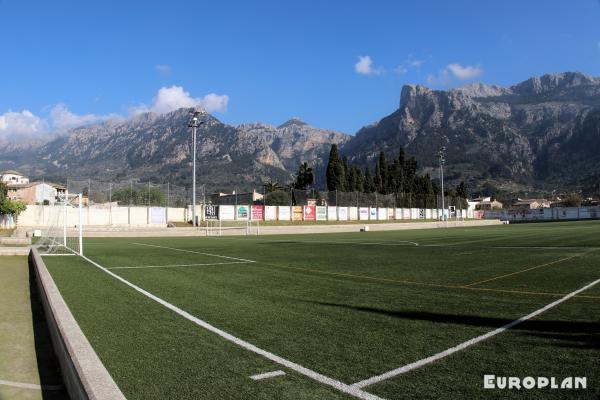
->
107;261;252;270
0;379;62;391
351;276;600;389
249;370;286;381
79;254;383;400
130;242;257;263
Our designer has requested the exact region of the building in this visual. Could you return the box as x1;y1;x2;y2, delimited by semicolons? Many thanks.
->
468;196;504;212
7;182;67;205
512;198;551;209
0;170;30;185
209;190;264;205
475;199;504;210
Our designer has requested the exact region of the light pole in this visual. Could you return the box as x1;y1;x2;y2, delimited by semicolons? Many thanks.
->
188;110;204;226
438;146;446;222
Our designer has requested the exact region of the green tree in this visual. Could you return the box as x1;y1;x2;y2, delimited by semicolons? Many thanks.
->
263;181;283;193
326;144;346;191
563;192;583;207
342;156;350;191
456;181;468;200
0;197;27;217
0;182;7;198
293;162;314;190
348;165;364;192
375;151;388;194
112;187;165;206
364;166;376;193
264;190;291;206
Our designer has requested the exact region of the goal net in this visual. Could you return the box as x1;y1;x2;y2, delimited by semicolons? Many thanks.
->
205;220;259;236
37;193;83;256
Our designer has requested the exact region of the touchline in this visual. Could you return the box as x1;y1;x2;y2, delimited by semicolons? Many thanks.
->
484;375;587;390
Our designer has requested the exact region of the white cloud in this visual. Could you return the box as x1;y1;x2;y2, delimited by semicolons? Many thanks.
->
155;64;172;74
394;65;408;75
406;55;426;68
427;63;483;86
354;55;384;75
0;110;48;141
131;86;229;115
446;63;483;80
1;86;229;142
49;103;119;131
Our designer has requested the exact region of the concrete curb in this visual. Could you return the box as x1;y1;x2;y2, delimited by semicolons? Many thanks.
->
19;219;502;238
0;246;31;256
30;248;126;400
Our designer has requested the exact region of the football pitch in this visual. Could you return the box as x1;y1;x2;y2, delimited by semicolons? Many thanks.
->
43;221;600;399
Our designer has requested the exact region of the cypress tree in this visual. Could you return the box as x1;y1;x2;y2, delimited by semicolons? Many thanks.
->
342;156;350;191
364;166;376;193
375;151;388;194
326;144;346;191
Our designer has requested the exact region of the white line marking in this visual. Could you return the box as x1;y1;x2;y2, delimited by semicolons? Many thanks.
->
107;261;252;270
351;276;600;389
79;254;383;400
130;242;257;263
206;237;420;247
249;370;286;380
0;379;62;391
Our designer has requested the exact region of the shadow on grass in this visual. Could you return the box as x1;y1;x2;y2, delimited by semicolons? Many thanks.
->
28;258;69;399
310;301;600;350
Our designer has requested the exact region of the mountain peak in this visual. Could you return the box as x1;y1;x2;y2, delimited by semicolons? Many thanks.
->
278;117;307;129
511;72;599;95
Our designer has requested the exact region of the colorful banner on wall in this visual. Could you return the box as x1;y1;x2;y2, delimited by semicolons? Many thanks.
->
359;207;369;220
292;206;303;221
236;205;249;220
303;206;316;221
316;206;327;221
251;205;264;220
369;208;377;220
204;205;219;220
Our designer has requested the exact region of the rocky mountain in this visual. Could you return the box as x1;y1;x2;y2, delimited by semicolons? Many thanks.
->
0;108;349;191
342;72;600;192
2;71;599;194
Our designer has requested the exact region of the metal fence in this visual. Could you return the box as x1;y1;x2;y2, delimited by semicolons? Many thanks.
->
62;179;466;210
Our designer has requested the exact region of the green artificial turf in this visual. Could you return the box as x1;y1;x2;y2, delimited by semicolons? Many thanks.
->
44;221;600;399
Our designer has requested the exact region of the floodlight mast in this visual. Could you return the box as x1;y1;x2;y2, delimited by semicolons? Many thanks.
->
188;110;204;227
438;146;446;222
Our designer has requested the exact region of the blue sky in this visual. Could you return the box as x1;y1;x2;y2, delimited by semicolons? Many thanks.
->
1;0;600;141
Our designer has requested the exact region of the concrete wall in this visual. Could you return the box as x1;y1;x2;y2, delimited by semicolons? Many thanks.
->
18;205;189;227
18;204;475;227
30;248;126;400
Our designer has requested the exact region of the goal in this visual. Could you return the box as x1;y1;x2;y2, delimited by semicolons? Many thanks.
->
37;193;83;256
205;220;260;236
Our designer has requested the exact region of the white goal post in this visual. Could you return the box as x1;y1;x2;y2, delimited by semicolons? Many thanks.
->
205;220;259;236
37;192;83;256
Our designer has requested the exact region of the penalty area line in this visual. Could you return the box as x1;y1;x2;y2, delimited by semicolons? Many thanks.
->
351;276;600;389
107;261;253;270
249;370;286;381
79;254;383;400
130;242;257;263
